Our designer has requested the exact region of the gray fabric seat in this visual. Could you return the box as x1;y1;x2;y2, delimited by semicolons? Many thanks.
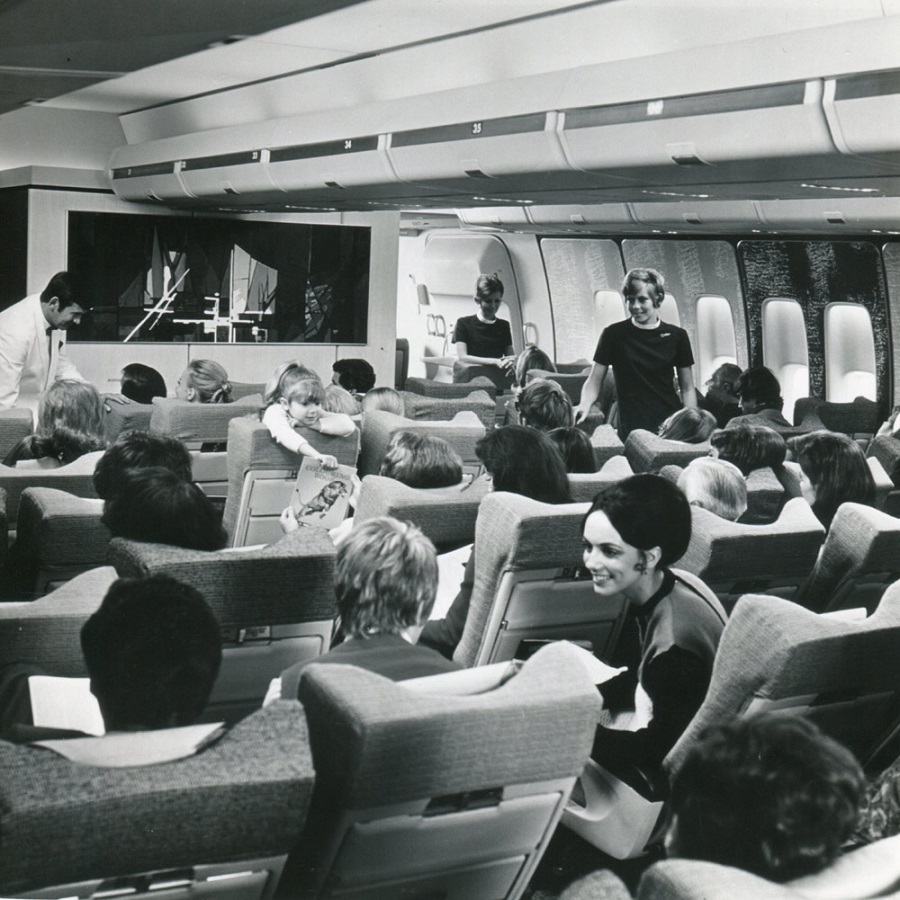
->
294;641;602;900
400;387;496;428
0;700;314;900
624;429;711;474
0;407;34;460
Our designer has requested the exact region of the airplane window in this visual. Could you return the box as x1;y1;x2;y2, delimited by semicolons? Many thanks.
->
824;302;877;403
658;292;681;327
762;297;809;423
695;295;738;387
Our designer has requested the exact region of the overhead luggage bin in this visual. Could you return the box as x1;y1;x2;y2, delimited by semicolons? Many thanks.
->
387;111;631;194
527;204;635;227
629;200;762;228
823;70;900;171
457;207;531;227
109;158;191;203
757;197;900;230
558;80;880;186
179;148;280;201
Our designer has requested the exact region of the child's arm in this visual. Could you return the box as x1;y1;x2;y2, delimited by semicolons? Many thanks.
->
313;411;357;437
262;405;339;467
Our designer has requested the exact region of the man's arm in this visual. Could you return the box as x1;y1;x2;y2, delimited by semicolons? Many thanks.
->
0;331;27;409
678;366;698;409
53;340;85;384
574;363;607;424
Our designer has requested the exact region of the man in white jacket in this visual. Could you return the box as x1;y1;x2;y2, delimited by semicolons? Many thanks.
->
0;272;89;412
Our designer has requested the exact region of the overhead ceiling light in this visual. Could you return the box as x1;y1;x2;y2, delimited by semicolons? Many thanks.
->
800;183;880;194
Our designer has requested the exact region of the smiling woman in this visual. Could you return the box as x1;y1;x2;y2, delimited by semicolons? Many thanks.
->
582;475;726;795
453;274;515;373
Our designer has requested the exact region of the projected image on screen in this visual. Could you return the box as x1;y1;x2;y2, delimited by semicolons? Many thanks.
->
66;212;370;344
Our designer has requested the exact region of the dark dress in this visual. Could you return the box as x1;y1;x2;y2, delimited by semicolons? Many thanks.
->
453;315;513;360
594;319;694;439
592;569;726;795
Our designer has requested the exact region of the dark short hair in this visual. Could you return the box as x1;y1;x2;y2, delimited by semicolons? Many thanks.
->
711;424;786;476
515;345;556;388
584;474;691;567
336;517;438;638
101;466;226;550
380;430;463;488
622;268;665;307
738;366;784;410
517;379;574;432
710;363;743;394
547;426;596;474
670;713;864;882
120;363;167;405
40;271;90;311
477;425;571;504
789;430;876;528
332;359;376;394
81;575;221;730
474;274;504;301
93;431;192;500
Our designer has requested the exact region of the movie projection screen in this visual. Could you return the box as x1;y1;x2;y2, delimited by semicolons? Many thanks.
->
67;212;371;344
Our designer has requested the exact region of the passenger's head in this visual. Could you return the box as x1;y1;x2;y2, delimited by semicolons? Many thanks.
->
120;363;167;405
678;457;747;522
323;383;362;416
622;268;665;307
263;360;327;427
517;379;574;431
738;366;784;414
81;575;222;731
93;430;193;501
547;426;596;474
176;359;232;404
38;379;105;441
361;386;405;417
582;475;691;601
335;517;438;641
515;345;556;389
668;714;864;882
332;358;376;394
789;430;876;528
40;271;89;329
473;273;504;321
659;407;717;443
707;363;743;399
710;424;786;476
476;425;571;504
101;467;227;551
379;430;463;489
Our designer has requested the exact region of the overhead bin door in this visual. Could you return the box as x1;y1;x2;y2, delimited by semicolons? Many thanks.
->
109;160;191;203
180;149;280;201
824;70;900;170
559;80;877;186
388;112;632;196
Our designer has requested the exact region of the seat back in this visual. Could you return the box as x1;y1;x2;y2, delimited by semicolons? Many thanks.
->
667;589;900;776
454;493;627;668
404;376;498;400
525;368;590;404
868;455;894;509
358;409;485;478
0;701;314;900
624;430;711;474
150;396;261;498
100;396;154;443
0;408;34;460
568;456;633;503
794;502;900;614
794;395;881;436
222;416;359;543
453;358;514;390
0;450;103;531
354;474;491;552
589;424;626;469
296;641;602;900
634;833;900;900
108;530;337;722
678;498;825;610
401;388;495;428
14;487;108;596
868;434;900;488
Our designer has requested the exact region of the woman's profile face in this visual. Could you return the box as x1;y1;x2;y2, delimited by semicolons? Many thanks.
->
798;464;817;506
582;510;645;601
175;367;194;401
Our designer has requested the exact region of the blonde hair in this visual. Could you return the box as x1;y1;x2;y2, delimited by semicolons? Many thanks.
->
678;457;747;522
324;384;362;416
263;361;325;408
361;386;405;417
183;359;232;403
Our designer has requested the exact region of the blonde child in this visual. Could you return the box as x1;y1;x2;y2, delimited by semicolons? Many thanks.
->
261;361;356;469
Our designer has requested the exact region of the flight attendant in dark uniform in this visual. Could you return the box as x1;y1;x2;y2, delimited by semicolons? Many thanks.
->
574;268;697;440
453;274;516;376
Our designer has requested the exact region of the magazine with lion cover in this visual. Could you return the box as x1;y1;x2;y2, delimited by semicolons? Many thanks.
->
289;457;356;528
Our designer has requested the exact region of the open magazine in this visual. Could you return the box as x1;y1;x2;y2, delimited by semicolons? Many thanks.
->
289;457;356;529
